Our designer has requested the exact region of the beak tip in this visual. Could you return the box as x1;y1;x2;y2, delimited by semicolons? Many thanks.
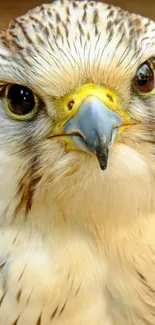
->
98;160;108;170
100;164;108;171
96;148;109;170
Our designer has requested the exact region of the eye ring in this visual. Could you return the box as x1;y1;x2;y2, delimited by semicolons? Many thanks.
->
4;84;39;121
134;61;154;93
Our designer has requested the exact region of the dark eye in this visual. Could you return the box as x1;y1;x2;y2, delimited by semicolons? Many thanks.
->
135;62;154;93
5;84;38;120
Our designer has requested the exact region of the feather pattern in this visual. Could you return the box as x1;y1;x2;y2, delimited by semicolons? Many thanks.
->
0;1;154;324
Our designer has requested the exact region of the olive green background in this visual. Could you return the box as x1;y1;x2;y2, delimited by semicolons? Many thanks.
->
0;0;155;30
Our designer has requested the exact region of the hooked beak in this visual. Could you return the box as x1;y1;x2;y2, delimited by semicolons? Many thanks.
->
51;84;132;170
63;96;123;170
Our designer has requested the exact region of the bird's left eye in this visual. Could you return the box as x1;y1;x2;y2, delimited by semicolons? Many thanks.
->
4;84;38;120
135;62;154;93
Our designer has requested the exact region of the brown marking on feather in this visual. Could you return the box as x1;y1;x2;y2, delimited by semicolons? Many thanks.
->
107;9;115;19
87;32;90;41
49;22;54;30
137;271;155;293
72;1;78;8
0;293;5;306
26;288;34;305
55;13;61;24
82;4;87;23
66;7;70;16
75;284;81;296
51;306;59;320
30;16;44;30
59;299;67;315
17;264;27;283
62;22;69;38
12;318;20;325
14;20;32;44
14;180;33;218
16;289;22;303
95;25;98;36
0;258;7;270
106;20;113;34
137;271;146;281
56;26;61;37
13;158;41;220
44;27;50;39
0;54;9;61
37;35;46;47
93;9;99;25
77;22;84;36
12;230;20;245
5;24;24;51
36;315;42;325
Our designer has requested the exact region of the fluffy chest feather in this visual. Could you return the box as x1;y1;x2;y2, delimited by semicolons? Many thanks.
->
1;218;155;325
0;145;155;324
0;227;110;325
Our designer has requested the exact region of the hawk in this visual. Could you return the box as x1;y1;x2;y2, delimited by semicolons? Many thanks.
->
0;0;155;324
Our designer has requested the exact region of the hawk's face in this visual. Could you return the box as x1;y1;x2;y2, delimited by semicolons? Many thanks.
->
0;0;155;225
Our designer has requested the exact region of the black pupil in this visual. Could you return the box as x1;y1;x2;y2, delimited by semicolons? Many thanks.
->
8;84;35;115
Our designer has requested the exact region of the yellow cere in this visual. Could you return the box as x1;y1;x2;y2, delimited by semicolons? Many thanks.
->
52;83;132;135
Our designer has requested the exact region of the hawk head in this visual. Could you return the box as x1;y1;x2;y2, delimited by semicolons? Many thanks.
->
0;0;155;228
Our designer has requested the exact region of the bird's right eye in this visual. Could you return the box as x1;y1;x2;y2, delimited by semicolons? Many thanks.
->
4;84;39;120
135;62;154;93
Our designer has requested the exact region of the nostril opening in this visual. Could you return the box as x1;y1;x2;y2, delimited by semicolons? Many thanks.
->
106;93;114;103
67;100;75;111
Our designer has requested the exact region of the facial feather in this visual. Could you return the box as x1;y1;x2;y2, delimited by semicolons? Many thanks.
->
0;2;155;325
0;0;154;227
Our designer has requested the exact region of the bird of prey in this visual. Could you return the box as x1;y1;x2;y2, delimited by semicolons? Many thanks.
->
0;0;155;324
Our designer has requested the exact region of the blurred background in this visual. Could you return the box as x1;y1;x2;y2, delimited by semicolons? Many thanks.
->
0;0;155;30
